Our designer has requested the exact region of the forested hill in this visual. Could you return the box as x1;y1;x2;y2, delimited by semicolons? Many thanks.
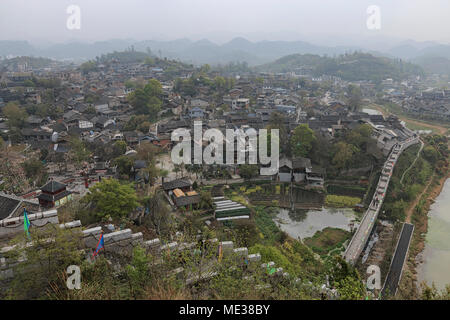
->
256;52;424;82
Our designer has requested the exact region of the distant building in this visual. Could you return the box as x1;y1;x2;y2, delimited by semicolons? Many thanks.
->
187;107;205;119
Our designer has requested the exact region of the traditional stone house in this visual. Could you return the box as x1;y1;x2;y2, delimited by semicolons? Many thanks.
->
187;107;205;119
21;128;52;142
276;157;312;183
162;178;193;193
37;180;73;208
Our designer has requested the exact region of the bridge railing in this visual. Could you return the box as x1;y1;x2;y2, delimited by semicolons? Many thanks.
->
344;137;419;264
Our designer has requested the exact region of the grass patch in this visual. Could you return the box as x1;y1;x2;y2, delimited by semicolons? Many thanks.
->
304;227;351;256
253;206;284;245
325;195;361;208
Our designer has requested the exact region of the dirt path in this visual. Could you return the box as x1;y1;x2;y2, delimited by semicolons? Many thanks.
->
405;172;435;224
400;140;424;185
405;140;450;223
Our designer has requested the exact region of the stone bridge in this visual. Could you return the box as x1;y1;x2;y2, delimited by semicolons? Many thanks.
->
343;136;420;265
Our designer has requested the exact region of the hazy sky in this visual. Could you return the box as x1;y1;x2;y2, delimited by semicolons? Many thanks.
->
0;0;449;45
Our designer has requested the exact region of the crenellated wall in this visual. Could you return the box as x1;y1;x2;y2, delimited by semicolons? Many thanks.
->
0;210;59;239
1;215;273;288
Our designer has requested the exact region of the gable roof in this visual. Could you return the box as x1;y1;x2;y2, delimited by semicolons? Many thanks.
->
174;194;201;207
95;104;110;113
292;157;312;169
0;194;21;220
63;110;80;120
279;157;292;169
133;160;147;170
26;115;44;124
41;180;66;193
162;178;192;191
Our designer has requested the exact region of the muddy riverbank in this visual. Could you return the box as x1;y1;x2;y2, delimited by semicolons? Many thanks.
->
415;177;450;291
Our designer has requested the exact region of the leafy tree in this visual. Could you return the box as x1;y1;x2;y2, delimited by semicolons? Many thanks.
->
239;164;259;179
386;200;407;221
126;246;151;299
134;142;163;185
143;191;172;236
136;142;158;163
80;60;97;74
128;79;162;119
214;76;226;92
21;158;47;186
328;256;365;300
268;112;289;154
23;79;35;87
2;102;28;129
200;64;211;73
128;89;151;115
346;124;372;148
58;256;120;300
144;79;163;97
123;114;149;131
68;136;91;165
144;57;155;65
124;79;139;89
83;178;138;221
335;276;366;300
423;146;439;164
174;78;197;96
290;124;316;157
332;141;356;169
199;192;213;210
112;140;127;158
137;121;151;133
346;84;362;112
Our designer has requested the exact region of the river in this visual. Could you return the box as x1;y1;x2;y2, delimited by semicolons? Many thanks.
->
417;178;450;291
274;207;357;240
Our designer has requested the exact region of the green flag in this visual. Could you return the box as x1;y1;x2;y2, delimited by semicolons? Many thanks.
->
24;209;31;236
267;263;276;275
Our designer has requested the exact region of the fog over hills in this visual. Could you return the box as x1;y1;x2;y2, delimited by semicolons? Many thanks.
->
0;37;356;65
2;37;450;74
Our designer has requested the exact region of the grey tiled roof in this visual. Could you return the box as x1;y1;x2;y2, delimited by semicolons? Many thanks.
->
174;195;201;207
162;178;192;191
0;194;20;220
41;180;67;193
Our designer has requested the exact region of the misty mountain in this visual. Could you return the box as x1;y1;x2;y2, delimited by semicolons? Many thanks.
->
134;38;361;66
0;38;360;65
0;40;37;56
413;55;450;75
389;45;450;60
39;39;136;60
1;37;450;74
0;39;136;61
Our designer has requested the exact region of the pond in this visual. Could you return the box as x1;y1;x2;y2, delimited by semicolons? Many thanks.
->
273;207;358;240
362;108;383;115
417;178;450;291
